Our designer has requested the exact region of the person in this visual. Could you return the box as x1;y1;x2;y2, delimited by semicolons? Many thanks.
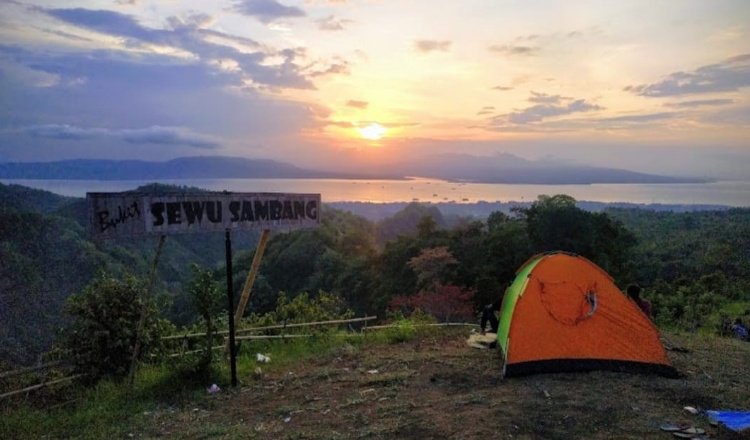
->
626;284;653;319
731;318;748;341
480;300;502;335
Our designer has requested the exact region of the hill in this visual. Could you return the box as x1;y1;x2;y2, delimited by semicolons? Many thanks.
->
0;156;399;180
0;183;261;366
0;154;707;184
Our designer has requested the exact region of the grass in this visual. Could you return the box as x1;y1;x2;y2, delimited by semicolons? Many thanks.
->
9;320;747;440
1;319;432;440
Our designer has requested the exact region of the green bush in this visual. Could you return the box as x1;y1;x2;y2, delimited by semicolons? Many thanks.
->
381;309;437;343
188;264;224;363
63;273;162;382
243;291;354;330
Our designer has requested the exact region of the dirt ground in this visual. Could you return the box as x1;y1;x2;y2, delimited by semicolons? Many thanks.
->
138;329;750;439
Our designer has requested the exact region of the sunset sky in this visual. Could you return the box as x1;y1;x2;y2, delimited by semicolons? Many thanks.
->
1;0;749;178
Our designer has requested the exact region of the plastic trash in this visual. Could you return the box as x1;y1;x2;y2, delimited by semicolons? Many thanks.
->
706;410;750;432
256;353;270;363
207;384;220;394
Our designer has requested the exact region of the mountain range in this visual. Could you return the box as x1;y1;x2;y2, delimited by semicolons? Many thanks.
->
0;155;707;184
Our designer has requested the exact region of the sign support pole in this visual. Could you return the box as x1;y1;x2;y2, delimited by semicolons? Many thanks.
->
225;229;238;387
233;229;272;326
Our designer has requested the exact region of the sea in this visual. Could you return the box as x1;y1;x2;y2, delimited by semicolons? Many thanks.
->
2;178;749;207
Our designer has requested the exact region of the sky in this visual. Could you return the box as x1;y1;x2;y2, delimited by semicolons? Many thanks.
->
0;0;749;179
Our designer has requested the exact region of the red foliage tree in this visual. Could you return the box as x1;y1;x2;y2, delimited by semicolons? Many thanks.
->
389;284;475;322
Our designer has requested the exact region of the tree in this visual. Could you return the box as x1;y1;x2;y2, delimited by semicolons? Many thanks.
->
408;246;458;291
518;194;635;280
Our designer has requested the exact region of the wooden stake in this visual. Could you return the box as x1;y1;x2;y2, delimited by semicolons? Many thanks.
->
128;234;166;385
233;229;271;325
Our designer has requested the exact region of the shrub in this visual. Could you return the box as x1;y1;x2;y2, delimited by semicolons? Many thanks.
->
63;273;162;382
188;264;224;363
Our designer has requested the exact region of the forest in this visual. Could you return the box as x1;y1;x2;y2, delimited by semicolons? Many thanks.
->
1;182;749;368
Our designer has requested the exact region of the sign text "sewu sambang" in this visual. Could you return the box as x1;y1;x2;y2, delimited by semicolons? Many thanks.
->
87;192;320;239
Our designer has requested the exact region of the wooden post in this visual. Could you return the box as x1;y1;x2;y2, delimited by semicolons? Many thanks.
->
225;230;238;387
128;235;166;385
233;229;271;325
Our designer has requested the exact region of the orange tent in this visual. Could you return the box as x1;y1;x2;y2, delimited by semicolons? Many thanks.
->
497;252;676;377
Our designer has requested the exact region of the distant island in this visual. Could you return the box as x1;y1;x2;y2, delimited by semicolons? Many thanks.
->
0;155;709;185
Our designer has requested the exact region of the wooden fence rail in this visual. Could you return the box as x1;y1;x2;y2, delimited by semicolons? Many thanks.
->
2;316;472;399
0;361;65;380
161;315;377;341
0;375;85;400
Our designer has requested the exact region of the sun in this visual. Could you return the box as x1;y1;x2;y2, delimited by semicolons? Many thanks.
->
358;123;387;141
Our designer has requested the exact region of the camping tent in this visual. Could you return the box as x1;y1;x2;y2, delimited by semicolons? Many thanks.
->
497;252;676;377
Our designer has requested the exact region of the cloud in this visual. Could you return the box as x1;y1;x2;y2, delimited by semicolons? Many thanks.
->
595;112;678;124
488;44;538;56
46;8;156;42
482;92;603;130
664;99;735;108
346;100;368;109
507;100;602;124
232;0;306;23
492;85;513;91
316;15;352;31
528;91;570;105
415;40;452;53
625;53;750;96
41;8;331;90
11;124;220;148
308;61;349;77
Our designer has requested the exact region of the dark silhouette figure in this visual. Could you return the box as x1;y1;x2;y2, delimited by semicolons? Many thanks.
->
626;284;653;319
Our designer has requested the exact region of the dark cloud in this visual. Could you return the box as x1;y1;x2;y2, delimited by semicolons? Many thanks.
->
0;45;319;155
308;61;349;77
596;112;678;124
346;100;368;109
506;100;602;124
488;44;538;56
625;53;750;96
232;0;306;23
485;92;603;128
10;124;219;148
415;40;452;53
46;8;156;42
316;15;352;31
664;99;735;108
492;85;513;91
42;8;324;90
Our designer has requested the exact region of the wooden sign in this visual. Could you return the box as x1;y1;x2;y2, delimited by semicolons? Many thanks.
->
87;192;321;239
